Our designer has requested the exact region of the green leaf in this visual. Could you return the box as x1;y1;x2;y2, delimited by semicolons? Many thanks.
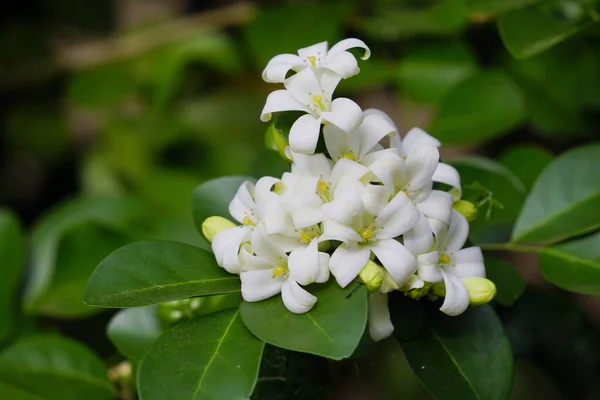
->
513;143;600;243
450;156;526;243
0;210;26;341
192;176;253;235
498;4;598;59
388;292;425;340
499;145;553;191
429;71;526;144
84;240;240;308
24;196;148;314
68;63;136;107
107;306;164;362
0;381;45;400
240;282;367;360
397;42;478;104
398;305;513;400
539;230;600;295
466;0;542;14
138;308;264;400
0;336;115;400
484;257;525;307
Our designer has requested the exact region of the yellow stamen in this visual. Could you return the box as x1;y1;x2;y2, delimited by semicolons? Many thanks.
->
312;95;326;110
299;231;313;243
272;265;287;278
359;227;374;240
307;56;317;67
317;179;329;192
272;181;285;194
438;254;451;264
342;151;356;161
242;215;256;226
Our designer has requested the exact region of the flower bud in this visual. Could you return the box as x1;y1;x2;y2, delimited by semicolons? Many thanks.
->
462;277;496;305
359;260;384;293
453;199;478;222
265;124;292;162
202;216;237;243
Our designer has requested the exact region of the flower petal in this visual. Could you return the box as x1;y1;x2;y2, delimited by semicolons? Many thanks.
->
416;251;442;283
241;269;285;302
329;245;370;288
439;269;469;316
327;38;371;60
452;247;485;278
262;53;304;83
364;151;406;188
415;190;453;228
375;191;419;239
288;239;320;286
251;226;287;264
368;292;394;342
438;210;469;253
291;194;325;229
406;144;439;192
228;181;255;224
432;163;462;200
329;158;371;188
289;114;321;154
323;123;358;160
356;114;397;159
321;98;363;133
401;127;441;156
212;226;250;274
316;252;331;283
370;239;417;286
281;279;317;314
290;152;332;178
323;51;359;78
297;41;329;63
284;68;322;108
322;186;363;226
403;213;435;256
321;218;362;243
261;90;307;122
362;184;393;216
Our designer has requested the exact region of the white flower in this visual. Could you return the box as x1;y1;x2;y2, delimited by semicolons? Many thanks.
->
262;38;371;83
261;68;363;154
240;227;329;314
404;211;485;316
368;292;394;342
324;187;419;288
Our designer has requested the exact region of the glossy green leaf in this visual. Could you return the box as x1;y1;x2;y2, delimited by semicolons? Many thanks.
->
498;5;597;59
0;210;26;341
397;42;478;104
0;336;114;400
484;257;525;307
399;305;513;400
513;143;600;243
499;145;553;191
429;71;526;144
450;156;526;243
85;240;240;307
138;308;264;400
241;282;367;360
466;0;541;14
107;306;164;362
388;292;425;340
24;196;147;314
192;176;253;235
0;381;45;400
539;230;600;295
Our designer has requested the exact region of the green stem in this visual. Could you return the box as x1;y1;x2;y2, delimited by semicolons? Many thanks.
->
478;242;543;254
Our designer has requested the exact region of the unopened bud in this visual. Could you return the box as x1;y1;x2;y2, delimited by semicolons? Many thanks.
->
453;199;477;222
202;216;237;243
265;124;292;162
359;260;384;293
462;277;496;305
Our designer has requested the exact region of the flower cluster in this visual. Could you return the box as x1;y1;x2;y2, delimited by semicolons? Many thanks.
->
203;39;495;341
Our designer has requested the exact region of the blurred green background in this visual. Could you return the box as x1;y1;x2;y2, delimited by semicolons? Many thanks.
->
1;0;599;399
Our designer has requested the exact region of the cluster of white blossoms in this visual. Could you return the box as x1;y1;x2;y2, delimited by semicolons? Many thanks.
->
202;39;495;341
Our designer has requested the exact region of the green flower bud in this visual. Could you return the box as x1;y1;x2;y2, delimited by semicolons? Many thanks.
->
430;282;446;297
462;277;496;306
359;260;384;293
453;199;478;222
202;216;237;243
265;124;292;162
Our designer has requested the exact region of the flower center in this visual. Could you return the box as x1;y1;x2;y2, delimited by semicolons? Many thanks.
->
307;55;317;67
316;179;332;202
438;254;451;265
312;95;326;111
242;215;256;226
299;226;321;244
272;263;288;278
342;151;356;161
359;227;374;240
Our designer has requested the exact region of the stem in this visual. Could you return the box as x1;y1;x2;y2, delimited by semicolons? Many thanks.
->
478;242;543;254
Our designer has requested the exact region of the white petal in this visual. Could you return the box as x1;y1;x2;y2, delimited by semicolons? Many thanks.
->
321;218;362;243
316;252;330;283
291;194;324;229
432;163;462;200
262;54;304;83
375;191;419;239
415;190;453;228
327;38;371;60
329;158;371;188
356;114;398;159
321;98;363;133
322;186;363;226
297;41;329;62
370;239;417;286
368;292;394;342
406;144;439;192
329;245;370;288
281;279;317;314
290;152;332;178
288;239;320;286
322;51;359;78
251;226;287;264
260;90;307;122
268;234;303;253
323;123;356;160
365;151;406;188
284;68;322;109
439;270;469;316
362;184;393;216
363;108;397;129
401;127;441;156
416;251;442;283
228;181;255;224
289;114;321;154
241;269;285;302
451;247;485;278
254;177;280;203
439;210;469;253
212;227;249;274
260;201;292;235
403;213;434;256
318;69;342;102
